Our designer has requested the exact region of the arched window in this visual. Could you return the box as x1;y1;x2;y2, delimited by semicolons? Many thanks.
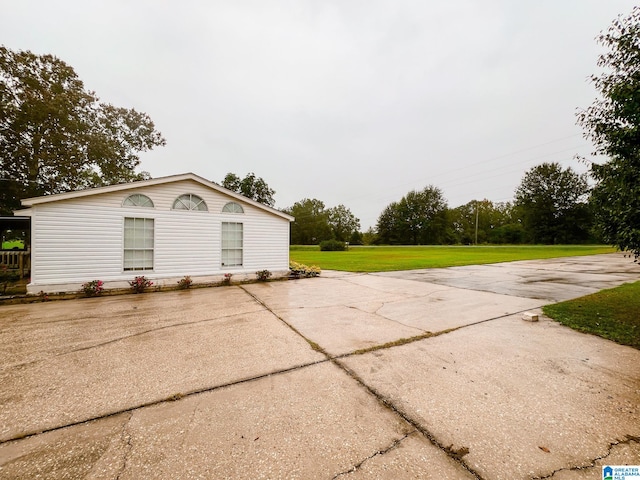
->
123;194;154;208
172;194;208;211
222;202;244;213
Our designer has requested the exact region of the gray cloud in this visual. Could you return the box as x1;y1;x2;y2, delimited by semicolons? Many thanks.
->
2;0;635;228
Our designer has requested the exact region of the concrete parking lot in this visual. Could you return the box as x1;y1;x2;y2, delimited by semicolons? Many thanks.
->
0;253;639;479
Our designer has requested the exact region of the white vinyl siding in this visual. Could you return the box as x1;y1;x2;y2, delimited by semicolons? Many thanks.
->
221;222;243;267
123;218;154;271
26;178;292;292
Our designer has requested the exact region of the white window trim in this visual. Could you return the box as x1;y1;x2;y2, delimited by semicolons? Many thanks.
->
222;201;244;214
123;193;154;208
172;194;208;211
123;217;155;271
221;222;243;268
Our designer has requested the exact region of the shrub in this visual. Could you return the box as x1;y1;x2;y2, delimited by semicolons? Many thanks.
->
319;239;347;251
256;269;272;281
81;279;104;297
129;275;153;293
222;273;233;285
0;265;20;294
289;261;321;278
177;275;193;289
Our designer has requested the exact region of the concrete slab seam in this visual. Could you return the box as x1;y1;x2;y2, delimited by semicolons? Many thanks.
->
333;358;485;480
240;286;487;479
0;358;330;445
531;435;640;480
350;306;546;356
239;286;330;355
330;431;416;479
239;280;553;480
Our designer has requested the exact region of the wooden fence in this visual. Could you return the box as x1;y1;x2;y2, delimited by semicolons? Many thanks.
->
0;250;30;279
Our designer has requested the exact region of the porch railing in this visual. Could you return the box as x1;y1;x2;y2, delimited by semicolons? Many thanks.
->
0;250;30;279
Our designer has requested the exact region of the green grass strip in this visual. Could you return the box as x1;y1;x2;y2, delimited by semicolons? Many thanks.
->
543;281;640;349
290;245;616;272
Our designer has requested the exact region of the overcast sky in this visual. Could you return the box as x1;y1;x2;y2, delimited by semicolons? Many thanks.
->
3;1;636;228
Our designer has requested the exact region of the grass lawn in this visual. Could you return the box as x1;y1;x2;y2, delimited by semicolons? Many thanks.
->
543;281;640;349
1;240;24;250
290;245;616;272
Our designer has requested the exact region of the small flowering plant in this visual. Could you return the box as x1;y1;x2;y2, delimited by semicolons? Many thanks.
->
129;275;153;293
222;273;233;285
289;261;321;278
256;269;272;281
177;275;193;289
82;279;104;297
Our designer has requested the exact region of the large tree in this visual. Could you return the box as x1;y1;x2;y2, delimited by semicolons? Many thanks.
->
577;7;640;260
221;172;275;206
514;162;591;244
284;198;332;245
0;46;165;214
327;204;360;242
376;185;448;245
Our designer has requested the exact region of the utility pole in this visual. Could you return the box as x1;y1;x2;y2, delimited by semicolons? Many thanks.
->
475;202;479;245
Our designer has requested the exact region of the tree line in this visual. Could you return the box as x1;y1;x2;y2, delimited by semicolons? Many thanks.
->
1;6;638;257
285;161;594;246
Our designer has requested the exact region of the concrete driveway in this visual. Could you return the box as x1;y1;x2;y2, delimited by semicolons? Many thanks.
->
0;253;638;479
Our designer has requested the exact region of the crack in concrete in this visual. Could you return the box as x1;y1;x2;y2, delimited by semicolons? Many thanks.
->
1;308;265;372
0;281;567;476
331;431;415;479
339;275;454;303
531;435;640;479
333;358;485;480
0;358;330;445
243;285;486;480
2;285;543;451
335;276;418;297
350;303;424;333
115;412;134;480
178;398;201;452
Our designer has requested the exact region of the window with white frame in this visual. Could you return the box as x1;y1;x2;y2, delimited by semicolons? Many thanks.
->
124;217;154;271
172;194;207;211
222;201;244;213
221;222;243;267
123;194;154;208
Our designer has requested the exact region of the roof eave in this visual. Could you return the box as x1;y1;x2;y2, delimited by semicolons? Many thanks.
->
19;173;295;222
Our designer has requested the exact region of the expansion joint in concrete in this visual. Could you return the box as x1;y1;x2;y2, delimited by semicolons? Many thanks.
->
0;359;329;445
531;434;640;479
333;358;486;480
239;286;331;356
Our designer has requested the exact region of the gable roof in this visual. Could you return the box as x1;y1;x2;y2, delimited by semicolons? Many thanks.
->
20;173;294;221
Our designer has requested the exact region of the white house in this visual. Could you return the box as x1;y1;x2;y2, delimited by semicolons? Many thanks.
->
18;173;294;294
